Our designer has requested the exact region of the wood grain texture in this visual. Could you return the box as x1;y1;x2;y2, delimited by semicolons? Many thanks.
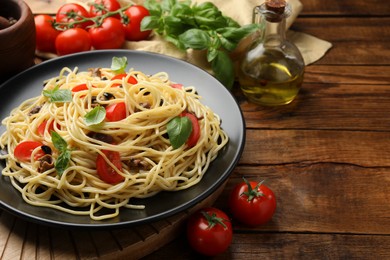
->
1;0;390;259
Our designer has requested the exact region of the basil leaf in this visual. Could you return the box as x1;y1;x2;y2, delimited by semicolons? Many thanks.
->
141;15;160;31
51;131;67;152
84;106;106;126
43;86;72;103
167;116;192;149
219;24;260;44
111;57;128;74
212;50;235;90
51;132;71;176
55;150;71;176
179;29;210;50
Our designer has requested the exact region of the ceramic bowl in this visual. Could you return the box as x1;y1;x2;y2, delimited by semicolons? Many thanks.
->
0;0;35;83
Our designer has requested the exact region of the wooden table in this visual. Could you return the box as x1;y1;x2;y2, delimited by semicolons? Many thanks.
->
144;0;390;258
1;0;390;259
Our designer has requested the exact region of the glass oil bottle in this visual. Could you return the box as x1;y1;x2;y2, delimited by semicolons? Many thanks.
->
238;0;305;106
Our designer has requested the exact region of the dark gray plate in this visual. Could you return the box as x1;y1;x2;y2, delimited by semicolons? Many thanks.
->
0;50;245;229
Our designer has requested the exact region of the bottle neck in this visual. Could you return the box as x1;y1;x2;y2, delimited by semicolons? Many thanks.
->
253;3;288;45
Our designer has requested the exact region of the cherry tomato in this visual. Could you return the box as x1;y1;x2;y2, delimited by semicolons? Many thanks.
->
14;141;45;162
181;112;200;147
170;83;183;89
111;73;138;87
37;120;56;136
56;3;92;29
89;0;121;19
105;102;127;122
187;207;232;256
71;83;89;92
96;150;124;184
34;14;60;53
229;178;276;227
122;5;152;41
89;17;125;50
55;28;92;56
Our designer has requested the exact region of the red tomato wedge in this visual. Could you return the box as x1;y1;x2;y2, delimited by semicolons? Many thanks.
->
111;73;137;87
72;83;89;92
181;112;200;147
96;150;124;184
105;102;127;122
14;141;45;162
37;120;56;136
170;83;183;89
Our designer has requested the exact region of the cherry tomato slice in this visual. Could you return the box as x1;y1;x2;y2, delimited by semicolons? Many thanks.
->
105;102;127;122
71;83;89;92
96;150;124;184
111;73;138;87
37;120;56;136
181;112;200;147
170;83;183;89
14;141;45;162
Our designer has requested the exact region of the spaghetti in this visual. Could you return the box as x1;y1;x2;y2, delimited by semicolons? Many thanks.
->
0;61;228;220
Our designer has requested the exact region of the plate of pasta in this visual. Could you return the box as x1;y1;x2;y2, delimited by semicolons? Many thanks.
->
0;50;245;228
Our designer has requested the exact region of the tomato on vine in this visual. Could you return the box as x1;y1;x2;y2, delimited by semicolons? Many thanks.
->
89;0;121;19
34;14;60;53
122;5;152;41
56;3;93;29
55;28;92;56
89;17;125;49
229;178;276;227
186;207;232;256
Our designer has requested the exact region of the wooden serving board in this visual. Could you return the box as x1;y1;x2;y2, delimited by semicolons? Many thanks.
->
0;182;226;259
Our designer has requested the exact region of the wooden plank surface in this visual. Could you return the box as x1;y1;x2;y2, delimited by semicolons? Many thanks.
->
143;0;390;258
0;0;389;259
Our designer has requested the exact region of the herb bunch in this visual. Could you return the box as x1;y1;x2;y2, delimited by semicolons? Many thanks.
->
141;0;259;89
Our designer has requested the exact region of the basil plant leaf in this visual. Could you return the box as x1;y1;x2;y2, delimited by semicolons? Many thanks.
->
167;116;192;149
179;29;211;50
111;56;128;74
211;50;235;90
84;106;106;126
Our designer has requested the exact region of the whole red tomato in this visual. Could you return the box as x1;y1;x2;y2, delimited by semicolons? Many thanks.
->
89;17;125;49
187;207;232;256
56;3;92;29
122;5;152;41
55;28;92;56
89;0;121;19
229;178;276;227
34;14;60;53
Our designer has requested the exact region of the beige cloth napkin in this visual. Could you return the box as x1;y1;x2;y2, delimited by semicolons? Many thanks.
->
26;0;332;68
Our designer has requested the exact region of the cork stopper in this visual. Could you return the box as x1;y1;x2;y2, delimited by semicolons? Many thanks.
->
264;0;286;22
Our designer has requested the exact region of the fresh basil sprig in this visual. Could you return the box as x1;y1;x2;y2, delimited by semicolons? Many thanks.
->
111;56;128;74
167;116;192;149
51;131;71;176
43;85;72;103
141;0;260;89
84;105;106;126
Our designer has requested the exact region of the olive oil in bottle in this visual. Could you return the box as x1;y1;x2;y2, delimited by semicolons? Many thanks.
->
239;0;305;106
